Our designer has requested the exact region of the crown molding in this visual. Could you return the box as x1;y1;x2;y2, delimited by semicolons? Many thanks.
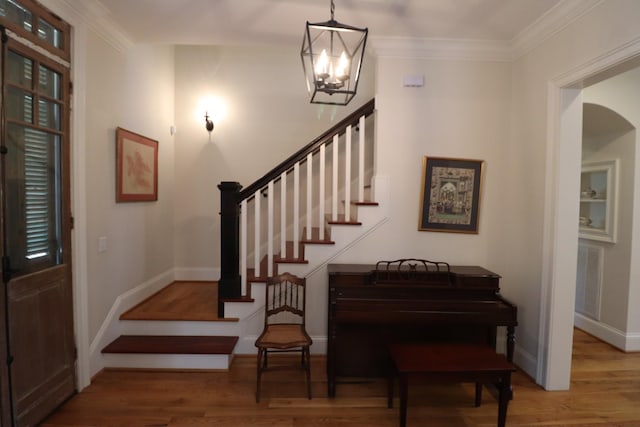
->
369;37;512;62
370;0;605;63
57;0;133;52
48;0;603;62
511;0;605;60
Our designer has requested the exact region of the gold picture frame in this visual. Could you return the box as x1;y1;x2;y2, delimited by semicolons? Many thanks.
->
418;156;484;233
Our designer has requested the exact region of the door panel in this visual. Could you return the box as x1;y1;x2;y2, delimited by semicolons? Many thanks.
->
9;266;75;426
1;20;75;426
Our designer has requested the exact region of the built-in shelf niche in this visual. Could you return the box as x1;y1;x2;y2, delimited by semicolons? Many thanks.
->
579;159;618;243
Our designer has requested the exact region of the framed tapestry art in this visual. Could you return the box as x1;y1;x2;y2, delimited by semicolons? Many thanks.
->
419;156;484;233
116;127;158;202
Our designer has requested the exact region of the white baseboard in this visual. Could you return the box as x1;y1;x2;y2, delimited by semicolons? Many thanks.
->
89;269;175;377
174;267;220;281
573;312;640;351
514;345;537;379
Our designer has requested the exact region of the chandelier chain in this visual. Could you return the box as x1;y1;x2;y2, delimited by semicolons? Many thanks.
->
330;0;335;20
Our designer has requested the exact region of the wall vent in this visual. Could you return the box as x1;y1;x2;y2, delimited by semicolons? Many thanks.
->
575;242;603;320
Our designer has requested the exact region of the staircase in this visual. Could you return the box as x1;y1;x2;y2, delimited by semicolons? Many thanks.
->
101;99;385;370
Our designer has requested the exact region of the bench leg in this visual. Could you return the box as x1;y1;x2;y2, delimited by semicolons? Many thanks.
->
474;382;482;407
497;372;512;427
387;373;394;409
399;373;408;427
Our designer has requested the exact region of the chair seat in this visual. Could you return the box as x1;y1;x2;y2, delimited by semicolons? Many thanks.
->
255;324;312;349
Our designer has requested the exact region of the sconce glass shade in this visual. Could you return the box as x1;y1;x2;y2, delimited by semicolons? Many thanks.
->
300;18;367;106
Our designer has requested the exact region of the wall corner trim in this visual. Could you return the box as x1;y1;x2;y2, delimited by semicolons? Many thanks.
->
58;0;133;52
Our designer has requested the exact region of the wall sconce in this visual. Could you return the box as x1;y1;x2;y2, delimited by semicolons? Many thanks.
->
205;112;214;132
198;96;227;135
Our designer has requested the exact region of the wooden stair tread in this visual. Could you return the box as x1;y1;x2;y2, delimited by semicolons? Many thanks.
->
121;281;219;321
102;335;238;355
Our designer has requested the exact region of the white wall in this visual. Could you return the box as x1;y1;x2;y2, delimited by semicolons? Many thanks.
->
583;68;640;337
83;34;176;340
580;130;634;332
511;0;640;387
42;0;640;390
172;45;375;273
337;56;511;265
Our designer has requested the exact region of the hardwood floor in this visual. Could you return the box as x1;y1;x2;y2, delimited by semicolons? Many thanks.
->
42;329;640;426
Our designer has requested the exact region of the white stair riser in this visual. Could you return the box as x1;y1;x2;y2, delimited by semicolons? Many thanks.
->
102;353;233;370
224;286;265;318
120;320;240;336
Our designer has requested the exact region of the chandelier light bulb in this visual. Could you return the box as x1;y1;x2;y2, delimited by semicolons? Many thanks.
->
315;49;329;78
336;51;349;81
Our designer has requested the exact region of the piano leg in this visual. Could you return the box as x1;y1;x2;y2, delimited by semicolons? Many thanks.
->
399;373;408;427
506;326;516;362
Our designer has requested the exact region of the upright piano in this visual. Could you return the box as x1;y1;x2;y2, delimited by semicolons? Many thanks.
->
327;259;517;397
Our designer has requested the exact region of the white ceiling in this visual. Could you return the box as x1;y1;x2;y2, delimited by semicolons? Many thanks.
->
92;0;563;47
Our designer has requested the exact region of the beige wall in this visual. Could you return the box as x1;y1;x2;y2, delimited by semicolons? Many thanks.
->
172;45;375;271
84;33;176;339
583;67;640;336
41;0;640;390
511;0;640;387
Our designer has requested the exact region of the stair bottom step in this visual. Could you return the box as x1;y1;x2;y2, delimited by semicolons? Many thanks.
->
102;352;234;371
102;335;238;355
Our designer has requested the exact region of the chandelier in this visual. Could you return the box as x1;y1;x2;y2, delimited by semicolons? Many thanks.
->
300;0;368;106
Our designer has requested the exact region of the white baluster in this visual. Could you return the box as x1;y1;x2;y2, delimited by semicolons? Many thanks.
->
280;172;287;259
358;115;365;202
267;181;274;277
240;199;247;296
332;134;339;221
293;162;300;259
254;190;261;278
345;125;352;222
319;143;326;240
306;153;312;240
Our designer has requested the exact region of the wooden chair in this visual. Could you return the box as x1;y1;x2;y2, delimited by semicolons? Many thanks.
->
254;272;312;402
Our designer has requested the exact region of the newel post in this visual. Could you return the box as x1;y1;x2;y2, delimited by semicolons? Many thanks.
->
218;181;243;317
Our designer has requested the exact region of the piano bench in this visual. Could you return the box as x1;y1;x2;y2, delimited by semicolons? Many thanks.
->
387;343;516;427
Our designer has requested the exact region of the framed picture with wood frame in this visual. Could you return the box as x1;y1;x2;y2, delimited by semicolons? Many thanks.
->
418;156;484;233
116;127;158;202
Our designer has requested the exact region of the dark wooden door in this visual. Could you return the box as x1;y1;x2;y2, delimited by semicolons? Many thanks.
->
1;28;75;426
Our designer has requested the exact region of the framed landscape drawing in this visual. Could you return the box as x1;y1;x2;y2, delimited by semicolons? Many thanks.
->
418;156;484;233
116;127;158;202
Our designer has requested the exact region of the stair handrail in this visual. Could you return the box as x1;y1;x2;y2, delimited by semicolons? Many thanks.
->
238;98;375;201
217;98;375;317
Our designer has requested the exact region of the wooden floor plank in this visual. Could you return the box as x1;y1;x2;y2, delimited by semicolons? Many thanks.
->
43;329;640;426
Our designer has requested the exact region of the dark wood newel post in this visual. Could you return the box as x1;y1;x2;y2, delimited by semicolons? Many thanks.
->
218;181;243;317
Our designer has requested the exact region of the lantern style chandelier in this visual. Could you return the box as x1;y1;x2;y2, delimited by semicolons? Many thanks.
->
300;0;368;106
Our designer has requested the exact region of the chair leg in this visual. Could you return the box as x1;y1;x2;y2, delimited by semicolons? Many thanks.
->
256;348;263;403
304;346;312;400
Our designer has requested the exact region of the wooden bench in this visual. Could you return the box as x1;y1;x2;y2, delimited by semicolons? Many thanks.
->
388;343;516;427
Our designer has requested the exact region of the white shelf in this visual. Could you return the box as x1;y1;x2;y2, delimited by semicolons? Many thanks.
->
579;159;618;243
